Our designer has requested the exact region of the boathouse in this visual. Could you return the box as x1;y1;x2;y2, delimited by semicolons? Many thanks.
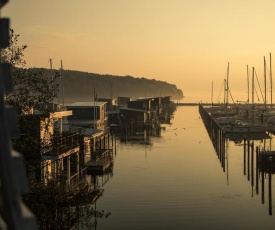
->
66;101;108;133
97;98;117;112
16;111;81;186
66;102;114;175
128;98;151;111
119;107;150;124
117;96;133;107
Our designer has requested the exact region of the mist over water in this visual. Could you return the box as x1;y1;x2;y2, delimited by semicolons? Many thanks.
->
182;90;254;104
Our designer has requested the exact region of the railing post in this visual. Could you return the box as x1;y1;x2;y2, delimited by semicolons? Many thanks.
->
67;155;71;186
76;152;79;180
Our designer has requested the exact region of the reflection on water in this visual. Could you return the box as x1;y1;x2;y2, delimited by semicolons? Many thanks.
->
200;105;275;217
91;106;275;230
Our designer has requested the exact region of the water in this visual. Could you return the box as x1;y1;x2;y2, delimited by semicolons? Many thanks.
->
94;106;275;230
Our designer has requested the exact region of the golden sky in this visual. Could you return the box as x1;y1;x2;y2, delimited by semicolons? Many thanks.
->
2;0;275;102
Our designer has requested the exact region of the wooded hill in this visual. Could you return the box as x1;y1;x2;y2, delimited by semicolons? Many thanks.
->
42;68;184;104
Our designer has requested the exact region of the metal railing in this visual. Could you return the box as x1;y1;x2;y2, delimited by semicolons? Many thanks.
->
43;133;80;156
66;167;88;189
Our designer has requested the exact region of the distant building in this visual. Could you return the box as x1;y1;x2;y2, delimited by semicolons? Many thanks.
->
119;107;150;124
128;99;151;111
66;101;108;133
117;97;133;107
97;98;117;111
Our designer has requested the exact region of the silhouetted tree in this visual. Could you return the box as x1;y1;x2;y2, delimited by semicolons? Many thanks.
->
2;29;58;115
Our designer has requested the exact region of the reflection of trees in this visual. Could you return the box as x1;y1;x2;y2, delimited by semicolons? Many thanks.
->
23;179;110;229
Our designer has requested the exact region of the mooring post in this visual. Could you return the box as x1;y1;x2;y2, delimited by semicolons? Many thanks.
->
262;153;265;204
256;146;259;195
248;139;250;181
222;134;225;172
244;138;247;176
269;156;272;216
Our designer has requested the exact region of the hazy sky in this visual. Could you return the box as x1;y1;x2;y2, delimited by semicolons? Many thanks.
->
2;0;275;102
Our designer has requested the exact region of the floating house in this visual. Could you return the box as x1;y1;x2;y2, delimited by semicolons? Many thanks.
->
66;101;108;133
117;96;133;107
66;101;114;174
17;110;82;186
97;98;117;112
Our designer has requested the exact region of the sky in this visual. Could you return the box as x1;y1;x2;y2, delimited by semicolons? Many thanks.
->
2;0;275;103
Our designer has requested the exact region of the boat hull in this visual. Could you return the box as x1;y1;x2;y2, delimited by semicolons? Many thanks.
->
222;125;268;133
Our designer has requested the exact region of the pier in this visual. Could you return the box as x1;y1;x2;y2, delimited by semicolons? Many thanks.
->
198;103;270;134
85;148;114;174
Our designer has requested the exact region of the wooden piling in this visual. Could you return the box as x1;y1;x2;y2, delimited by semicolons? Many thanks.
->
262;153;265;204
269;156;272;215
244;138;246;176
256;146;259;195
248;139;250;181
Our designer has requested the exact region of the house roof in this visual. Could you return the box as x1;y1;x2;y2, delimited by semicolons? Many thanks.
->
67;101;106;108
119;107;149;113
65;119;97;125
136;96;172;100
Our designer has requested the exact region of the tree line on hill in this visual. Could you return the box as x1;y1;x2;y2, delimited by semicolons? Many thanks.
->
41;68;184;104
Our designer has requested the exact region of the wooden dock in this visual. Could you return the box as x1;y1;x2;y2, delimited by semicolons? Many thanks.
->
85;148;114;174
199;104;269;134
86;158;114;173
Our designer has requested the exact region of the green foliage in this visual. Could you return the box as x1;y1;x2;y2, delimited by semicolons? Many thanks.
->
23;180;110;229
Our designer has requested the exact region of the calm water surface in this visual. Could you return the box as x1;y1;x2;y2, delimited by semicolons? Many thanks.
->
95;106;275;230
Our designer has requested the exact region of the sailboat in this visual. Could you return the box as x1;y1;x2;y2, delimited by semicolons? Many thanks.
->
210;63;238;119
222;66;268;133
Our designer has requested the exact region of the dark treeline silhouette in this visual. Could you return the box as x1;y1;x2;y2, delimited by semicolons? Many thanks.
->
40;68;184;103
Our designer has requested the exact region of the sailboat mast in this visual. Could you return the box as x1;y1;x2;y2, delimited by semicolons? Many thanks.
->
60;60;64;107
252;67;255;124
270;53;273;107
226;63;229;111
264;56;267;107
247;65;249;104
211;81;213;106
224;78;226;109
252;67;254;105
49;58;54;110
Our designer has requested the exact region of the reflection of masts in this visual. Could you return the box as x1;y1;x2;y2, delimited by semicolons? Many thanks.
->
226;140;229;185
259;152;273;215
256;146;259;195
251;141;254;196
268;156;272;216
